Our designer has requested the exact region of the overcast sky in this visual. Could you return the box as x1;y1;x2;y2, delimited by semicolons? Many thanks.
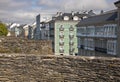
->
0;0;118;24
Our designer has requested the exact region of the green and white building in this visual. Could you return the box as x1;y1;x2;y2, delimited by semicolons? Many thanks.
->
48;12;87;55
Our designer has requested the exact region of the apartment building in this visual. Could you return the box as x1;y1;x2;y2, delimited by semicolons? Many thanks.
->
49;12;87;55
77;10;118;56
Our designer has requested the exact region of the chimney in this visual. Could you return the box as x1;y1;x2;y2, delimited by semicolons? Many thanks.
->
88;10;96;16
100;10;104;14
55;12;59;17
59;12;63;16
71;11;74;15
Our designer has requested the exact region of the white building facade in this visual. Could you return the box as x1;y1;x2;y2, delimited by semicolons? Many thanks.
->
77;10;118;56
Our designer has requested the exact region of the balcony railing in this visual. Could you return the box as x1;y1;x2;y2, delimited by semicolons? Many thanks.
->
95;47;107;53
69;48;75;52
69;34;74;38
59;35;64;38
59;28;64;31
80;45;84;49
59;49;64;53
77;33;117;38
69;41;74;45
69;27;74;31
59;41;64;45
84;47;94;51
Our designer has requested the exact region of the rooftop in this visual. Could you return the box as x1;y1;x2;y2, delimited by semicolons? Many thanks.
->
76;10;117;26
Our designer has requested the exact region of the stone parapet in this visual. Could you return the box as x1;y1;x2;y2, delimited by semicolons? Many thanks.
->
0;37;53;55
0;54;120;82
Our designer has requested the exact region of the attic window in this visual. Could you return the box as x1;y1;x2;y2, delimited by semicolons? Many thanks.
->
73;16;79;20
64;16;69;20
83;16;88;19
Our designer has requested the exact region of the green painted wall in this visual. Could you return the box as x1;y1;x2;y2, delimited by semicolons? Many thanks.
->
54;21;78;55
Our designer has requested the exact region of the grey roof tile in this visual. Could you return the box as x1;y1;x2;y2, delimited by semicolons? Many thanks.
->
77;10;117;26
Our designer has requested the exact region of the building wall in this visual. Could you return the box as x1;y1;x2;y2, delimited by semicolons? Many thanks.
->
55;21;78;56
115;1;120;57
77;24;118;57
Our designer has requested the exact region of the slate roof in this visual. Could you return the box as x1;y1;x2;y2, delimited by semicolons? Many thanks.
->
76;10;117;26
52;13;87;21
114;0;120;5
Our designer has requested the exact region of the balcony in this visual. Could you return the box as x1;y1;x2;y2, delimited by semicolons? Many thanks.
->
69;41;74;45
95;47;107;53
69;27;74;31
59;34;64;38
84;47;94;51
59;41;64;45
69;33;74;38
77;33;117;38
50;28;54;30
69;48;75;52
80;45;84;49
59;48;64;53
59;27;64;31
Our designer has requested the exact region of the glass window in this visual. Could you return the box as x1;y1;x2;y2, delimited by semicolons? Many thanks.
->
59;25;64;31
107;40;117;55
69;25;74;31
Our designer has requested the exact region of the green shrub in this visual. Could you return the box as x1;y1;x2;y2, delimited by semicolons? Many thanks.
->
0;23;8;36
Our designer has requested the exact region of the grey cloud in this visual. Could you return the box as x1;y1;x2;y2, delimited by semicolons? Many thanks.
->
38;0;116;11
0;0;117;24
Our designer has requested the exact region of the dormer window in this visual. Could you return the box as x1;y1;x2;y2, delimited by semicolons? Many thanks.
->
73;16;79;20
64;16;69;20
83;16;88;19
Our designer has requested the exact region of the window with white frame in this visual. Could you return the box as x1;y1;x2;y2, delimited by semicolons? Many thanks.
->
107;40;117;55
77;38;81;48
104;24;117;37
77;27;86;35
73;16;79;21
86;26;95;36
64;16;69;20
95;39;107;49
95;26;104;36
84;38;94;50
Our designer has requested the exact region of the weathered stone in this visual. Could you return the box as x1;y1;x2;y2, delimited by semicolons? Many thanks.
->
0;54;120;82
0;37;53;55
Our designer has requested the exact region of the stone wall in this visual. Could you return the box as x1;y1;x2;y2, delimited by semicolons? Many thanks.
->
0;37;53;55
0;54;120;82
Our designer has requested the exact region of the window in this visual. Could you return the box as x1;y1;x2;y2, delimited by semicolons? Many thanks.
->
77;27;86;36
69;33;74;39
83;16;87;19
95;26;104;36
87;26;95;36
104;24;117;37
69;47;75;52
59;25;64;31
73;16;79;20
59;39;64;46
59;32;64;38
69;25;74;31
107;40;116;55
84;38;94;50
77;38;81;48
64;16;69;20
59;46;64;53
69;40;74;45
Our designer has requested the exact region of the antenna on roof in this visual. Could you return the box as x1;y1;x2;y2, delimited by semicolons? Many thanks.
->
81;5;87;14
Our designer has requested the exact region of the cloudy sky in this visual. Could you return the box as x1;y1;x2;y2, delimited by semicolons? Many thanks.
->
0;0;118;24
